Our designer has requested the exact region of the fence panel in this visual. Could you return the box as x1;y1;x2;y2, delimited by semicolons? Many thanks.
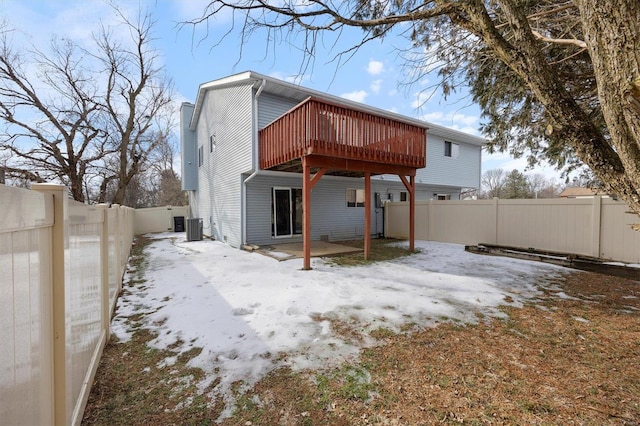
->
134;205;190;235
385;197;640;263
429;199;497;245
1;184;136;425
0;186;55;425
600;200;640;263
497;199;594;256
66;201;105;425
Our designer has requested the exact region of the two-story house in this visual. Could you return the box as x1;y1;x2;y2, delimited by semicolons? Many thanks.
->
181;71;484;266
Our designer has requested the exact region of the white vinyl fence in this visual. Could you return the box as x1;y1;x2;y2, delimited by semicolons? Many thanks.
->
0;184;134;426
134;205;190;234
385;196;640;263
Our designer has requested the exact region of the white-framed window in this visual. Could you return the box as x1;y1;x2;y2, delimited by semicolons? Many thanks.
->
346;188;365;207
436;194;451;200
400;191;407;202
444;141;459;158
198;145;203;167
210;134;216;152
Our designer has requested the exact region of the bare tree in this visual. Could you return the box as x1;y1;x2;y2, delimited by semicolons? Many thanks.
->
0;23;108;201
0;7;174;205
185;0;640;218
481;168;505;198
527;173;547;199
95;7;175;205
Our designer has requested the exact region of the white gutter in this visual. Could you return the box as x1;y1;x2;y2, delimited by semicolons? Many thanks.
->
241;78;266;245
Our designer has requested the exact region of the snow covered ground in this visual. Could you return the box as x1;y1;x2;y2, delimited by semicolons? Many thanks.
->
111;233;570;417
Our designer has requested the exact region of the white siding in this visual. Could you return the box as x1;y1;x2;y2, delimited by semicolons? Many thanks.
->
180;103;197;190
244;173;450;245
419;133;481;188
195;83;254;247
258;92;300;129
246;174;380;245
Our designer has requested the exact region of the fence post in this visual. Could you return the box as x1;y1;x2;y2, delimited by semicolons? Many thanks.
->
98;204;110;336
112;204;122;283
427;199;433;241
492;197;499;244
591;195;602;258
32;183;68;426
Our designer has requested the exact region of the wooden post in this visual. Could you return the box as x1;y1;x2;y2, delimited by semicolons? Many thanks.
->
303;158;311;270
398;174;416;252
409;175;415;252
364;172;371;260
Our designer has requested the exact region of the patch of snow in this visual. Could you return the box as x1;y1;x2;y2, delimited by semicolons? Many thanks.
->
112;235;571;420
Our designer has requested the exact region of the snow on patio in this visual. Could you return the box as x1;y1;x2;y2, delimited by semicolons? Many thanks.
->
111;233;569;418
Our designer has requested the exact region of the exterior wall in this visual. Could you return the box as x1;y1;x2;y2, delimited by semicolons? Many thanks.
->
420;133;481;188
373;133;482;192
385;197;640;263
258;92;300;129
245;174;372;245
245;173;450;245
194;83;254;247
180;103;197;191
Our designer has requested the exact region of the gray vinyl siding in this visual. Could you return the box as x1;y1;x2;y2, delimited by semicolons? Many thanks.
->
195;83;253;247
419;133;481;188
257;92;301;129
244;174;453;245
245;174;373;246
180;103;197;190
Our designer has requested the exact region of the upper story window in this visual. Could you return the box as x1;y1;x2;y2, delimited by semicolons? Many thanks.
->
210;134;216;152
346;188;365;207
444;141;459;158
400;191;407;202
198;145;203;167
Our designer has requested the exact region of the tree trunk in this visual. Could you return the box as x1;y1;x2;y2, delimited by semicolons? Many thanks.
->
459;0;640;216
575;0;640;209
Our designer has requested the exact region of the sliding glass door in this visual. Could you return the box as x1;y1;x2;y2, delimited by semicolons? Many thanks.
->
272;187;302;238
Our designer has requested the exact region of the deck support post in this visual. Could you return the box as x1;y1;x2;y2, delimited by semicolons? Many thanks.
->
302;157;327;270
364;172;371;260
399;175;416;252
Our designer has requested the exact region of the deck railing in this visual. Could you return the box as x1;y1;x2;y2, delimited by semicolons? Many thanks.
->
259;98;427;170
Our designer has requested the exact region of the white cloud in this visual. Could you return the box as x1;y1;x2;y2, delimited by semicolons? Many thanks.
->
366;60;384;75
268;71;309;85
420;110;479;133
370;79;382;94
411;90;437;108
340;90;368;103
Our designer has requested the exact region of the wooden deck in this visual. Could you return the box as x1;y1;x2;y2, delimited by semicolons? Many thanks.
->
258;97;426;269
259;97;426;176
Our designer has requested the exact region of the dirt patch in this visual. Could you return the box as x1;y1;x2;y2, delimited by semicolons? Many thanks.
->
83;240;640;425
328;238;415;266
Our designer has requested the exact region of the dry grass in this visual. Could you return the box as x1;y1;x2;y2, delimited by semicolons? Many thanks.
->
328;238;415;266
83;238;640;425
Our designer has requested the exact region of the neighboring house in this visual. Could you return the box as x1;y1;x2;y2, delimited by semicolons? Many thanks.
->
559;187;609;199
180;71;485;251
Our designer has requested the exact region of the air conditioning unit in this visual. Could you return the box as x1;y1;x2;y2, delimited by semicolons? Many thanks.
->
186;218;203;241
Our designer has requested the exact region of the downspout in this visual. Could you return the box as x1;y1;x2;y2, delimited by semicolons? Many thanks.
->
242;78;266;245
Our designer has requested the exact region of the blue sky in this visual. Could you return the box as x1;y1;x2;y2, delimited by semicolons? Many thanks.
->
0;0;563;183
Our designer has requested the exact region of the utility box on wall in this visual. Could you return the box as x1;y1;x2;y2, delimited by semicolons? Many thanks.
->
186;218;203;241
